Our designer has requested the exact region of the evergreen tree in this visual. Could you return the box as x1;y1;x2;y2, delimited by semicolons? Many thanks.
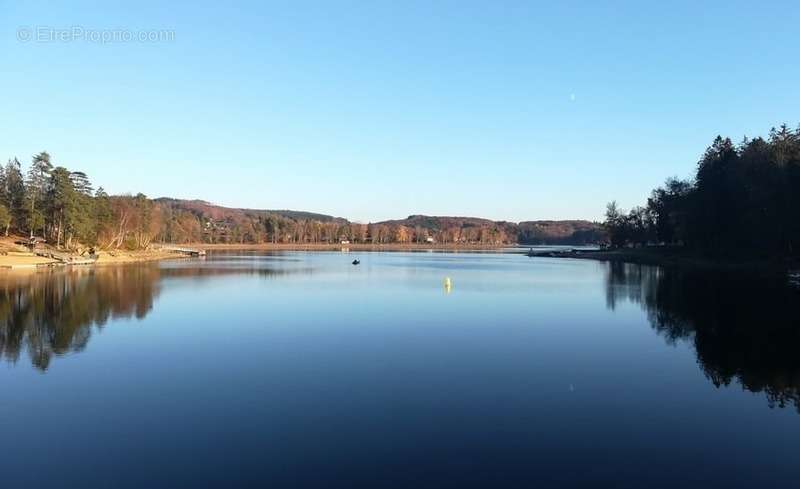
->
3;158;26;234
47;167;77;248
0;204;10;236
26;151;53;237
92;187;113;245
69;171;93;196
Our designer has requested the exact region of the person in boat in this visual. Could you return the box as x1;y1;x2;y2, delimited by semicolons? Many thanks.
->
352;259;360;265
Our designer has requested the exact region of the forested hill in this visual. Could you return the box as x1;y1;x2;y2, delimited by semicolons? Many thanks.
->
374;215;604;245
517;220;607;245
156;200;604;245
0;152;604;249
154;198;344;223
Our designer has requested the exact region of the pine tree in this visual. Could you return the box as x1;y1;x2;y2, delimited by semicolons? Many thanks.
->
69;171;93;195
3;158;26;234
47;167;77;248
93;187;113;236
0;204;10;236
26;151;53;238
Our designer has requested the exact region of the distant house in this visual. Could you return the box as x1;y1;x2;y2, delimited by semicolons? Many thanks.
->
340;239;350;245
425;236;435;243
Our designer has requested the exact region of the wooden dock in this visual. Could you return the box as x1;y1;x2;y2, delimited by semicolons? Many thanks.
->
155;246;206;257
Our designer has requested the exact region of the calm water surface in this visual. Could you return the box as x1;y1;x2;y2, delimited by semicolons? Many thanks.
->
1;251;799;488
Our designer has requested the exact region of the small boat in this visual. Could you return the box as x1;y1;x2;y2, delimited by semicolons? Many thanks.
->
352;259;360;265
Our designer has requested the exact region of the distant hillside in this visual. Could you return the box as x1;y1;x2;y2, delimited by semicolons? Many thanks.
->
517;220;606;245
151;200;604;245
376;215;503;230
154;198;343;223
374;215;605;245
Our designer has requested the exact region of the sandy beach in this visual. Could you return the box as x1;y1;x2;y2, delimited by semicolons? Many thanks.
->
0;237;184;269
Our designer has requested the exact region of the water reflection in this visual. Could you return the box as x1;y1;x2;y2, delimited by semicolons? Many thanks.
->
4;253;800;419
0;262;300;371
606;262;800;411
0;266;162;370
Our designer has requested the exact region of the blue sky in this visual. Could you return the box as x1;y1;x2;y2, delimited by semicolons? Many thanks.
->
1;1;798;222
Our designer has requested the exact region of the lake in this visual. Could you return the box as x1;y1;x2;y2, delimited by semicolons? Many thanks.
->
1;251;799;488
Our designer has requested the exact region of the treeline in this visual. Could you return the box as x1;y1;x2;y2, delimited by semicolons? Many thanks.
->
0;152;161;250
154;205;605;246
518;220;605;245
0;152;361;249
0;153;427;249
155;205;524;246
604;124;800;257
1;152;604;249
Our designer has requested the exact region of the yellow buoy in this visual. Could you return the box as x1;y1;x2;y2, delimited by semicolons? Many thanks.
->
443;277;452;294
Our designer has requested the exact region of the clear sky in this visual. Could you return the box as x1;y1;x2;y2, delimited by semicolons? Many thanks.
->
1;1;798;222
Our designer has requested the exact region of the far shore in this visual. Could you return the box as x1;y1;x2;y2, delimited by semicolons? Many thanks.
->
0;241;521;270
195;242;515;252
3;240;791;273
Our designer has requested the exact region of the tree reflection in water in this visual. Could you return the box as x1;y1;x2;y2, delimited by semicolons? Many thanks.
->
6;257;798;415
606;262;800;411
0;266;162;370
0;263;300;371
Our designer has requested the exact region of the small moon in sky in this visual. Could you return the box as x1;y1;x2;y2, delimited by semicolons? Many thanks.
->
570;93;576;102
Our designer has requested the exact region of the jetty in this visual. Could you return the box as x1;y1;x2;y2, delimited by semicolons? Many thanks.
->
154;246;207;257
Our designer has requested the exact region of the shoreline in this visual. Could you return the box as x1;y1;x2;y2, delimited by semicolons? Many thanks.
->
532;247;797;272
195;243;514;252
0;250;183;270
0;242;520;270
2;242;792;273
